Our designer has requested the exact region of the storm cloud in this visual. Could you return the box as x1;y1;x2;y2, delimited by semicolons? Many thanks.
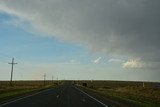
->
0;0;160;65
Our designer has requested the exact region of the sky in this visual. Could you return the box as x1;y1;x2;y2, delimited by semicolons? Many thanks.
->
0;0;160;81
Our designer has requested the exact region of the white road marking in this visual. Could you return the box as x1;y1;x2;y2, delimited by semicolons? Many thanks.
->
0;88;53;107
56;95;59;98
82;98;86;102
74;86;108;107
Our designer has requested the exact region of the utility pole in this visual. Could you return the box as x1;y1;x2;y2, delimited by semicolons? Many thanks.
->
8;58;17;86
52;76;53;83
57;77;58;85
44;73;46;86
143;82;145;88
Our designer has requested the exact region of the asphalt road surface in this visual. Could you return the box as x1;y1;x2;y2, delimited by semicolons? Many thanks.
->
0;83;108;107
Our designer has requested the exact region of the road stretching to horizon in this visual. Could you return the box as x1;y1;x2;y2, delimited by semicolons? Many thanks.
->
0;82;109;107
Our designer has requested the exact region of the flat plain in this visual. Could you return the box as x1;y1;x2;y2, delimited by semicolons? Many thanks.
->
0;80;159;107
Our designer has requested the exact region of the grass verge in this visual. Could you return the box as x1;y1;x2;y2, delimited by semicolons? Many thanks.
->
80;86;160;107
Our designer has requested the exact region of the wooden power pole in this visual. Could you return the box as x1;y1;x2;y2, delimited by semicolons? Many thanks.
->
44;73;46;86
8;58;17;86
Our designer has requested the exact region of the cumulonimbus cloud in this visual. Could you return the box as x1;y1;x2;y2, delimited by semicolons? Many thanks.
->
0;0;160;66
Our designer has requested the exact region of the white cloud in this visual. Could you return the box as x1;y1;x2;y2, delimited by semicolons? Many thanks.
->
122;58;145;69
93;57;102;64
68;59;77;64
108;58;125;63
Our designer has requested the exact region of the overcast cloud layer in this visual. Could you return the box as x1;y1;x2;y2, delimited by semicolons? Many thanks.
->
0;0;160;68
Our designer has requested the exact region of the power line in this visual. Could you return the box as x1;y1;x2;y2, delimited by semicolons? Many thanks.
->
8;58;17;86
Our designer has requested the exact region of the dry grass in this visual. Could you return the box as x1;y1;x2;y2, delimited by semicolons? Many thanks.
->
115;86;160;100
76;80;160;105
0;80;58;103
0;81;54;92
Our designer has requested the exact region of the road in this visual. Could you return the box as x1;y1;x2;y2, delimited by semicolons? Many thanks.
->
0;82;108;107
